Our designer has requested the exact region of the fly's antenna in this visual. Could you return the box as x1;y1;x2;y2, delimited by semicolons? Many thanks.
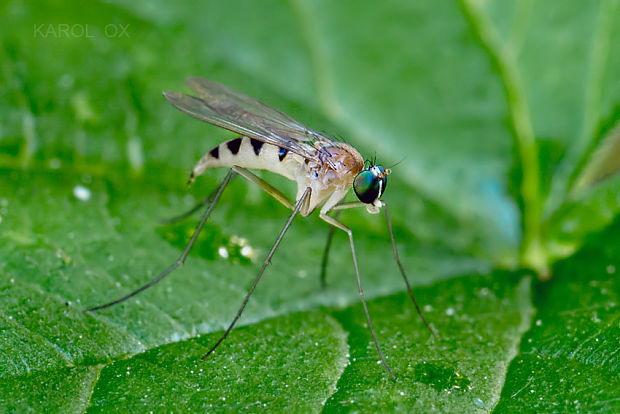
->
387;155;407;170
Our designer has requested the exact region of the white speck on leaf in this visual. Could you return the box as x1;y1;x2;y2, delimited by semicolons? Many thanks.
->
473;398;485;408
240;245;253;257
73;185;91;201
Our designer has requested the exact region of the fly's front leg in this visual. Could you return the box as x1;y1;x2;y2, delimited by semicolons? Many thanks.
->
330;201;367;211
319;201;366;288
319;210;339;289
382;202;439;340
326;200;439;340
319;212;395;379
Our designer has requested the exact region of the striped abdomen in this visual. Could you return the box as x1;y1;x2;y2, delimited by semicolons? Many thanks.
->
189;136;304;183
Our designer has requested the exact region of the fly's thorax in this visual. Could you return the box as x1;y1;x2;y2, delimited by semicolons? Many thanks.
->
294;142;365;215
315;142;364;177
301;144;362;194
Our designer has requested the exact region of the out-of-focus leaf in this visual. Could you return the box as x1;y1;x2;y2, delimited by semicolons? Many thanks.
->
574;120;620;190
476;0;620;271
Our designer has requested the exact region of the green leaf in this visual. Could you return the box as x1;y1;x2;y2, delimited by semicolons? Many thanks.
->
322;273;533;412
1;0;619;412
495;217;620;412
85;312;348;413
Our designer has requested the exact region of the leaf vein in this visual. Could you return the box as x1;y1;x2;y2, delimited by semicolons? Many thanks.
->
458;0;543;274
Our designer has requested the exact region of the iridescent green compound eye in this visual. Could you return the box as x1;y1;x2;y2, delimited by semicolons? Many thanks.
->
353;165;388;204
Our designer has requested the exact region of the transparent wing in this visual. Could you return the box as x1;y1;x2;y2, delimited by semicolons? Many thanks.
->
163;77;334;162
163;90;319;161
186;77;332;144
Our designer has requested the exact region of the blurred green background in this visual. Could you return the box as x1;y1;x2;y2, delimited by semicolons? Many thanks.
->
1;0;619;412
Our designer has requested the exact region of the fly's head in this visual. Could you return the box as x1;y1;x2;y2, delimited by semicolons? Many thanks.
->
353;165;390;214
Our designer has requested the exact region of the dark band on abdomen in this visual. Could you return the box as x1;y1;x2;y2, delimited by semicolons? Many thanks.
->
227;138;242;155
278;147;288;161
250;138;263;156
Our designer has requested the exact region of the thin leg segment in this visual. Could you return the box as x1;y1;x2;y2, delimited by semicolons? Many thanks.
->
201;187;311;359
85;169;237;312
320;213;396;379
164;165;294;224
331;201;366;211
232;166;294;210
328;200;439;340
383;203;440;340
161;182;228;224
319;201;365;289
319;210;340;289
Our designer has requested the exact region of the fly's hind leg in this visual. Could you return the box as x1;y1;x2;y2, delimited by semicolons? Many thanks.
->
85;166;296;313
231;166;294;210
84;168;236;312
162;164;293;224
162;178;235;224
